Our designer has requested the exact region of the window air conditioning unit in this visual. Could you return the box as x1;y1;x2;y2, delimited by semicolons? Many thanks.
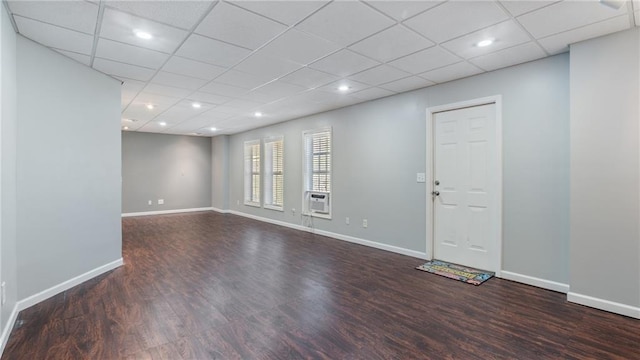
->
306;191;330;214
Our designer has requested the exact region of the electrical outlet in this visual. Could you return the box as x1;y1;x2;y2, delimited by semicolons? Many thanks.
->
148;200;152;206
292;208;296;215
416;173;426;183
362;219;368;228
346;217;350;225
158;199;164;205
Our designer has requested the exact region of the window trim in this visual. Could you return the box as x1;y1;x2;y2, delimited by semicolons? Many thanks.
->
301;127;332;219
243;139;261;207
263;136;284;212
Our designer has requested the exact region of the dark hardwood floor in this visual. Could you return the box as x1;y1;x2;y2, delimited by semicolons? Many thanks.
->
3;211;640;359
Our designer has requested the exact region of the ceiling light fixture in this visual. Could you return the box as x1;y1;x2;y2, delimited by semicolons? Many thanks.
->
159;122;167;126
210;127;217;131
192;102;202;109
338;85;350;92
134;30;152;40
123;126;129;130
254;112;263;118
477;39;494;47
146;104;154;110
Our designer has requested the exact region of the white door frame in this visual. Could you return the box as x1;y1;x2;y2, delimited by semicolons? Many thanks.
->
425;95;503;277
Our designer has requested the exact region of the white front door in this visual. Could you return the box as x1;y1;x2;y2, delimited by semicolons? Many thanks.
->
432;103;499;271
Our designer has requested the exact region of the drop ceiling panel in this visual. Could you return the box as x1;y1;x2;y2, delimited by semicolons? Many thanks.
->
53;49;90;66
176;34;251;67
195;2;287;50
93;58;156;81
213;69;275;90
130;92;182;109
121;79;147;106
316;79;369;94
349;25;435;63
349;65;411;86
154;100;214;123
365;1;444;21
469;42;546;71
161;56;227;81
99;8;189;53
419;61;483;83
223;98;265;110
150;71;209;90
14;16;94;55
499;0;557;17
143;83;193;98
240;90;288;104
199;82;249;98
308;49;380;77
517;0;628;39
95;39;169;69
103;1;213;30
253;81;308;99
234;53;302;81
279;67;340;89
258;29;341;65
441;20;531;60
404;1;509;43
8;1;98;34
379;76;435;93
296;1;395;46
229;1;328;25
389;46;461;74
351;87;395;101
537;15;630;55
188;91;234;105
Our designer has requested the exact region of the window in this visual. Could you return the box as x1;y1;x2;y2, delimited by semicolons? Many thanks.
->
244;140;260;206
264;136;284;211
303;128;331;216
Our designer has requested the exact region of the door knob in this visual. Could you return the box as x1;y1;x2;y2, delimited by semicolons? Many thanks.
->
432;191;440;196
434;180;440;186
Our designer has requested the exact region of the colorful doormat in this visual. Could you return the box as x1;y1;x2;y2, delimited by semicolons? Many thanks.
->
416;259;494;285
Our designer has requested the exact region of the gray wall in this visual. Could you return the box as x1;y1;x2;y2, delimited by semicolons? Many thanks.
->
16;36;122;299
122;131;212;213
570;28;640;307
223;54;570;284
1;4;17;333
211;135;229;210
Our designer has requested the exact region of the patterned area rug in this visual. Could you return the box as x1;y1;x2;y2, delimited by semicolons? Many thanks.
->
416;259;494;285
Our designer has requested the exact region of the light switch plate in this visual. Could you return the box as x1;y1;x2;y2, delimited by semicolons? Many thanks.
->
416;173;426;183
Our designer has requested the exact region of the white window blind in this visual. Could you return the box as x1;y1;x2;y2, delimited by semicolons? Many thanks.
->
303;128;331;193
243;140;260;206
264;137;284;210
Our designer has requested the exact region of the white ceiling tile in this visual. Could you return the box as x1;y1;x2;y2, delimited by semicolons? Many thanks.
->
349;25;435;63
365;1;443;21
253;81;308;99
316;79;369;94
223;98;264;110
404;1;509;43
389;46;460;74
279;67;340;89
296;1;395;46
121;79;147;106
151;71;209;90
517;0;628;39
195;2;287;50
441;20;531;60
229;1;328;25
14;16;94;55
308;49;380;77
131;92;182;109
93;58;156;81
99;8;189;53
234;53;302;81
162;56;227;81
240;90;288;104
469;42;546;71
208;105;250;116
258;29;341;65
499;1;558;17
379;76;435;92
137;121;173;133
52;49;91;66
176;34;251;67
199;82;249;98
213;69;275;90
143;83;193;98
350;87;395;101
103;1;214;30
419;61;483;83
154;100;214;123
349;64;411;86
188;91;234;105
95;38;169;69
8;1;98;34
537;15;630;55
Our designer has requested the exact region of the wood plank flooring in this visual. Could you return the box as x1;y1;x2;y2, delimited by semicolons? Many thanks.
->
3;211;640;359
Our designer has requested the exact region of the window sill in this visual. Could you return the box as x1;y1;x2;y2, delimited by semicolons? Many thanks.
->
244;202;261;208
264;205;284;212
303;211;331;220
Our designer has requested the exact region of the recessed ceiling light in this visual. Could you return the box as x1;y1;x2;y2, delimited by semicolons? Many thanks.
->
338;85;350;92
146;104;154;110
192;102;202;109
477;39;494;47
134;30;152;40
123;118;137;123
159;122;167;126
123;126;129;130
254;112;263;118
210;127;217;131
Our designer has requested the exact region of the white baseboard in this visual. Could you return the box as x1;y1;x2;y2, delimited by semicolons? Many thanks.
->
229;210;428;259
17;258;124;311
211;207;231;214
122;207;214;217
500;271;570;293
567;292;640;319
0;304;19;357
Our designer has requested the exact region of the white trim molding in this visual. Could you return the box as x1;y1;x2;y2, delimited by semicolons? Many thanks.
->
500;271;570;294
567;292;640;319
17;258;123;311
229;210;428;260
0;304;19;357
211;207;231;214
122;207;214;217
